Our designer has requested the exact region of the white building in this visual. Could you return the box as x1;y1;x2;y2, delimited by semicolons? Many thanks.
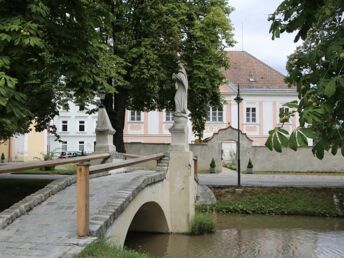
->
48;102;98;154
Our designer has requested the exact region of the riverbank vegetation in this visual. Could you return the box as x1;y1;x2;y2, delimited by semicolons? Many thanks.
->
191;213;215;235
74;237;154;258
197;187;344;217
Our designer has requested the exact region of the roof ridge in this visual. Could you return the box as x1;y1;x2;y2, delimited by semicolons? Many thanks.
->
226;50;286;77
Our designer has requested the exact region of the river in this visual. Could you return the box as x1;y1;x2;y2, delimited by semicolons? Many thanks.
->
125;214;344;258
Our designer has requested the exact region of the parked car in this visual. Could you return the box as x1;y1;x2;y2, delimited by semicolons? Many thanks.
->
59;151;83;159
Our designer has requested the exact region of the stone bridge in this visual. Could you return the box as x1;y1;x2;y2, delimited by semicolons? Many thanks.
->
0;108;197;258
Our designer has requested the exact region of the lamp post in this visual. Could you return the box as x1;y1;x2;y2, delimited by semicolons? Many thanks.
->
98;92;106;108
234;84;243;188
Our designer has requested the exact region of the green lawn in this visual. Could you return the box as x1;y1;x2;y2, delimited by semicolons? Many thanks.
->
197;187;344;217
13;164;76;175
74;237;155;258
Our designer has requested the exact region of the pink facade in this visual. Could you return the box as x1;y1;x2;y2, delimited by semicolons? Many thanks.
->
123;51;299;146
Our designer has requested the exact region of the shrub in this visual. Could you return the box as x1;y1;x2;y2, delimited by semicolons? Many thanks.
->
247;158;253;168
210;158;216;168
191;213;215;235
224;160;236;170
1;153;5;163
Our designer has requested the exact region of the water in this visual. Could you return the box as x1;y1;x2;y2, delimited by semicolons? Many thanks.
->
0;178;53;212
125;214;344;258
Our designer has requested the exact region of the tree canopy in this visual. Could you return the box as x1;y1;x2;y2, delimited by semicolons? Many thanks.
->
0;0;234;152
0;0;119;140
267;0;344;159
101;0;235;152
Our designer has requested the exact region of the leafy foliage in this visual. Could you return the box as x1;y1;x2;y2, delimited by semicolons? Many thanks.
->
101;0;235;151
267;0;344;159
0;0;118;139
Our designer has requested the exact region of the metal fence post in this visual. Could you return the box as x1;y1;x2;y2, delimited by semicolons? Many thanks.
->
77;163;89;237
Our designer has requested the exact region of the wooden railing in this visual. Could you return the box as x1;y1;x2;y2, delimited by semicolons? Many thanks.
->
0;153;111;174
76;153;165;236
0;152;166;237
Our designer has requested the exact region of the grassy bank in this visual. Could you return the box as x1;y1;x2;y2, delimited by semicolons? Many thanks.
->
74;237;155;258
13;164;76;175
197;187;344;217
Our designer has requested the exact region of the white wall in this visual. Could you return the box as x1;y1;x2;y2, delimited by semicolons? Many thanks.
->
49;101;97;154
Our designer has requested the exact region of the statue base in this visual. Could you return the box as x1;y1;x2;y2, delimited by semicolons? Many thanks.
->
169;113;189;151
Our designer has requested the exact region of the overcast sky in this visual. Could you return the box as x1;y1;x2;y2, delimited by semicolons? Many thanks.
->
228;0;300;75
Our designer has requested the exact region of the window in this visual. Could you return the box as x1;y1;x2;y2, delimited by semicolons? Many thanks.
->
130;111;141;122
79;141;85;152
79;121;85;132
61;141;67;151
279;107;290;123
62;120;68;132
246;107;256;123
165;111;173;122
207;107;223;122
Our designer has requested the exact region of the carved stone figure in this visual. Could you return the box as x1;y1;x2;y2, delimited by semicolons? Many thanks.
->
172;63;188;114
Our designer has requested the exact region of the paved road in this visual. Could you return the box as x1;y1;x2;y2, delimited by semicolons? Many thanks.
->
0;170;156;258
199;172;344;188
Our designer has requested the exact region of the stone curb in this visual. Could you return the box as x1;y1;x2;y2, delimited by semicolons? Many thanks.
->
0;171;109;230
89;156;170;236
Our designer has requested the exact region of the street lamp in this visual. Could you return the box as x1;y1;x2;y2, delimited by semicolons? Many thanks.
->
234;84;243;188
98;92;106;108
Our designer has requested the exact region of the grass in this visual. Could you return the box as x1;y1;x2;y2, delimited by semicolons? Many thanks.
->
191;213;216;235
74;237;156;258
197;187;344;217
13;164;76;175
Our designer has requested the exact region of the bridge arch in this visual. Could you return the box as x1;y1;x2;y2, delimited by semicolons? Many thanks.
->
105;180;171;247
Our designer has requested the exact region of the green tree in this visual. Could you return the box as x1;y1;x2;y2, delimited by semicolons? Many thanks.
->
103;0;234;152
0;0;119;140
267;0;344;159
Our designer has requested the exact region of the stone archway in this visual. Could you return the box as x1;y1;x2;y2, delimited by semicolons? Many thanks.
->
204;125;254;173
127;201;169;233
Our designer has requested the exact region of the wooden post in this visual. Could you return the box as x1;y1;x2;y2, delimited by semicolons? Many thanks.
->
77;163;89;237
193;156;198;178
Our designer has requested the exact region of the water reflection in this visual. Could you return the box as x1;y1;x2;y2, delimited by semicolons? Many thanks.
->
125;214;344;258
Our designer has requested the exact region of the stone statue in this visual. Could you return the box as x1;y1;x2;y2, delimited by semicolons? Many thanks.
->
172;63;188;114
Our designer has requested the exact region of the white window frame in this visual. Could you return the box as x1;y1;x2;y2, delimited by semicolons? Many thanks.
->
61;120;68;132
79;120;85;132
165;111;173;122
130;111;142;122
207;107;223;122
246;107;257;123
79;141;85;152
61;141;67;151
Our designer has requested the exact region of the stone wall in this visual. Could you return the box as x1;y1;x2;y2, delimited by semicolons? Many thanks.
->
251;147;344;172
125;125;344;172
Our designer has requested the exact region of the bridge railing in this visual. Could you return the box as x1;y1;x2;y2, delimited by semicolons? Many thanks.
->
0;153;111;174
0;152;166;237
76;152;165;237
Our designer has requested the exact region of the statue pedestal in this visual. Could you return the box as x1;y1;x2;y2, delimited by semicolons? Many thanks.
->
169;113;189;152
95;107;116;153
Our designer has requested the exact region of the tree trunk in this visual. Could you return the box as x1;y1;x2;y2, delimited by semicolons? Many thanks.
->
105;87;127;153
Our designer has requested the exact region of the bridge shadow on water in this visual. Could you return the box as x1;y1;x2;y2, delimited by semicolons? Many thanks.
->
0;178;53;212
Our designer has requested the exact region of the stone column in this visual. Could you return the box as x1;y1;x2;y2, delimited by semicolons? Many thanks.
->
169;113;189;152
168;112;195;233
95;107;116;154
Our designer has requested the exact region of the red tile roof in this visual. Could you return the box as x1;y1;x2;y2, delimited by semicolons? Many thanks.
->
224;51;290;89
